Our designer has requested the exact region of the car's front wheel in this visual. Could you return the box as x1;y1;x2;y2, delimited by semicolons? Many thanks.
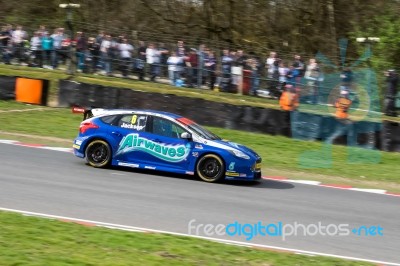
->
85;139;111;168
196;154;225;182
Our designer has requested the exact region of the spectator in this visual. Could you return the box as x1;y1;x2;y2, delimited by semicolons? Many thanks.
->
185;48;198;87
158;42;169;77
167;51;182;85
292;54;305;83
12;25;27;64
278;61;289;84
198;44;208;85
234;49;247;67
204;50;217;90
285;65;296;86
0;25;12;64
30;31;42;67
146;43;161;82
51;28;65;69
95;31;105;45
2;39;13;65
326;90;355;145
384;69;398;116
304;58;322;104
60;33;71;66
95;30;105;69
87;36;100;74
41;32;54;69
108;35;120;75
135;40;147;81
75;32;87;72
176;40;186;58
265;51;278;79
220;49;234;92
100;34;112;75
37;25;48;36
279;84;299;111
248;56;262;96
119;38;134;78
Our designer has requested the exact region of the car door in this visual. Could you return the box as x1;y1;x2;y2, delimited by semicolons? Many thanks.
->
140;116;192;170
112;113;154;165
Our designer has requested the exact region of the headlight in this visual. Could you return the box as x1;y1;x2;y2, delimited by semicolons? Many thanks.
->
229;149;250;160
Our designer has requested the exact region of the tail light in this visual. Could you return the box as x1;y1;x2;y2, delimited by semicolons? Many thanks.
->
79;121;99;134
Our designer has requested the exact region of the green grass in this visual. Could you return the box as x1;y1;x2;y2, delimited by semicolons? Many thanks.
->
0;211;372;266
0;101;399;189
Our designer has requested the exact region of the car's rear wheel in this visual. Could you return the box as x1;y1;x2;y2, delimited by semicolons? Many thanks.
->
85;139;111;168
196;154;225;182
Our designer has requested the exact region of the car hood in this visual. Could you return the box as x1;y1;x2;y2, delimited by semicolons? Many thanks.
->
206;139;261;160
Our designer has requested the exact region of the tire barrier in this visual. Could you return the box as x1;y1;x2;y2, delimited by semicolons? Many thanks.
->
0;76;16;100
58;80;399;153
0;75;49;105
381;121;400;152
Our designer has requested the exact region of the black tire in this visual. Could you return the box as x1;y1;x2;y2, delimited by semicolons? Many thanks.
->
196;154;225;182
85;139;112;168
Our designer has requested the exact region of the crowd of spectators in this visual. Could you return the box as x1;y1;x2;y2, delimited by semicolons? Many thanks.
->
1;24;328;101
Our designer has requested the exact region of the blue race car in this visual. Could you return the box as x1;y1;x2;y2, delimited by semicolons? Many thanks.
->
72;108;262;182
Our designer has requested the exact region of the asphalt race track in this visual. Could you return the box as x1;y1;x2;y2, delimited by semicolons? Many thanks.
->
0;143;399;265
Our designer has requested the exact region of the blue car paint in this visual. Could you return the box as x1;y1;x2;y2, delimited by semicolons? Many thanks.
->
73;110;262;181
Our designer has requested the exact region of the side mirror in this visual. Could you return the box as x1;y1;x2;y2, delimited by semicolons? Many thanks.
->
180;132;192;139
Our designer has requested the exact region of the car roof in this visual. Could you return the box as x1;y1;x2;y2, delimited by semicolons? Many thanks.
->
92;108;183;119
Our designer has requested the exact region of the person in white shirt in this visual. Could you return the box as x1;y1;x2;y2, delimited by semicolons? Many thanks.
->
146;43;161;81
119;38;134;77
278;61;289;83
100;34;111;75
12;25;27;64
167;51;182;85
265;51;278;79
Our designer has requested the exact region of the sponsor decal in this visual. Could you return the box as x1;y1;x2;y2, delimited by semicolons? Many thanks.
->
192;152;199;157
176;117;195;126
144;166;156;170
72;144;81;149
195;144;203;149
226;171;240;177
228;162;235;171
72;107;86;113
120;123;145;131
185;171;194;175
118;162;139;168
75;140;83;145
117;133;190;162
239;173;247;177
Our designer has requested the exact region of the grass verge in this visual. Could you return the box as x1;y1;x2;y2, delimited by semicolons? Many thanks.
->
0;101;399;192
0;211;372;266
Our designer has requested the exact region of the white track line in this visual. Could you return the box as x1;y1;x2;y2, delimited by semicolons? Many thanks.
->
0;207;399;266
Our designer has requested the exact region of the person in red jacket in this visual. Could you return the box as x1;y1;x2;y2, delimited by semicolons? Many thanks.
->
185;48;198;88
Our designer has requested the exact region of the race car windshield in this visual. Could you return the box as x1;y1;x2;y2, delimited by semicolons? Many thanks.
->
188;123;221;140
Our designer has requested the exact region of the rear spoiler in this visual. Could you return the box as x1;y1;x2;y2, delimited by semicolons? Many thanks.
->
72;106;94;120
